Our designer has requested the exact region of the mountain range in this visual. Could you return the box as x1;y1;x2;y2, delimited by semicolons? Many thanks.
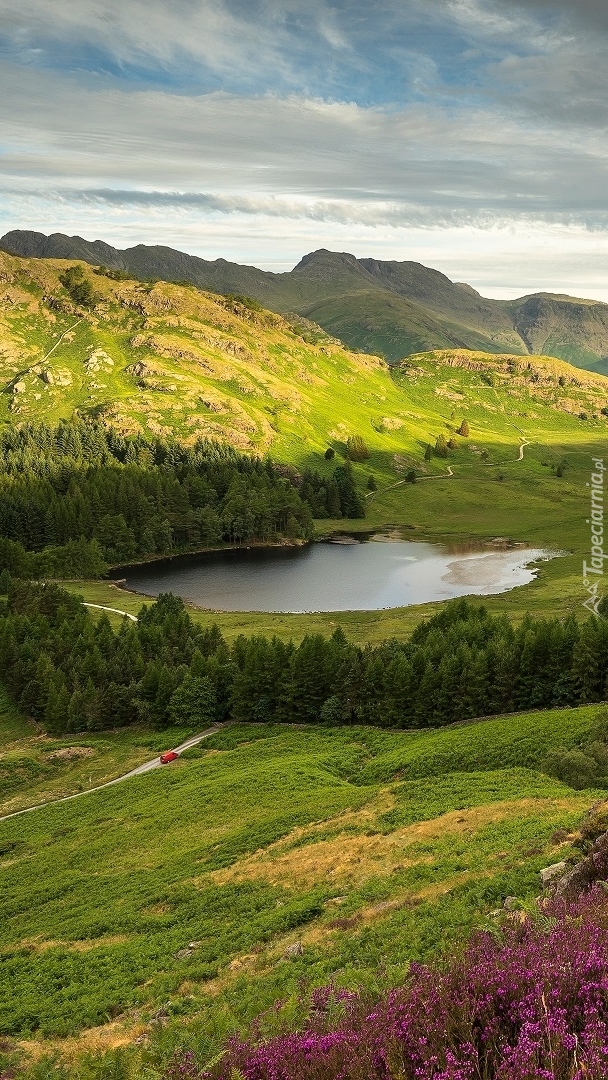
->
3;229;608;374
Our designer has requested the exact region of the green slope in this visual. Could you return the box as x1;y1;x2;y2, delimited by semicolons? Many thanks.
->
0;710;602;1073
1;251;607;464
302;287;525;361
6;232;608;373
507;293;608;374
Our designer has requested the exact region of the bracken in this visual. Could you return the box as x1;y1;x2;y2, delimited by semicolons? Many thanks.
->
168;890;608;1080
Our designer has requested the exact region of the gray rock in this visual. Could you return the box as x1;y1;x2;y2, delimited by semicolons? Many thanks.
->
503;896;519;910
282;941;304;960
540;861;567;888
150;1002;172;1024
551;832;608;900
13;381;26;394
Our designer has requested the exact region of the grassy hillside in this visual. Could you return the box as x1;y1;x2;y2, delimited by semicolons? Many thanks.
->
0;704;197;817
507;293;608;373
0;251;393;459
3;253;608;621
301;287;518;361
6;233;608;373
0;706;604;1075
1;252;607;463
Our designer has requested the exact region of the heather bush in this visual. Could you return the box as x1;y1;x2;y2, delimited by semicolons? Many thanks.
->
178;891;608;1080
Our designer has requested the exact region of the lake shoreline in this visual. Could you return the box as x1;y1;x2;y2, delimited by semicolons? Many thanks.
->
112;538;559;615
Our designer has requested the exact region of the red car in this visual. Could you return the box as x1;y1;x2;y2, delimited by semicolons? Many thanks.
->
159;750;179;764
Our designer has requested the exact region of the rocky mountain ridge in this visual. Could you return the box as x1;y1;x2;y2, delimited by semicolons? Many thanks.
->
4;230;608;373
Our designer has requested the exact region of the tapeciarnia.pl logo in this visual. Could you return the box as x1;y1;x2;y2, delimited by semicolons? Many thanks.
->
583;457;606;615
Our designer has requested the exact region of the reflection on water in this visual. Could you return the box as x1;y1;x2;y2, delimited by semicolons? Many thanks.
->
116;539;556;614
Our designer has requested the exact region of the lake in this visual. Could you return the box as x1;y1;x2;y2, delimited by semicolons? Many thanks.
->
114;537;554;613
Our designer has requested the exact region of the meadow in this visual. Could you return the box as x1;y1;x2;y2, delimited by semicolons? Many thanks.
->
0;705;605;1076
0;686;197;816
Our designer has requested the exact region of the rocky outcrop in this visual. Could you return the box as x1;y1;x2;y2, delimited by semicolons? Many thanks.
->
542;833;608;900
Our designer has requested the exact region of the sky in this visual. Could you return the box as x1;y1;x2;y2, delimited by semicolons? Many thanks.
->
1;0;608;299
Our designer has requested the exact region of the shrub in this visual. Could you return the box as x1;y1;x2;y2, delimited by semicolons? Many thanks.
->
542;747;600;789
346;435;370;462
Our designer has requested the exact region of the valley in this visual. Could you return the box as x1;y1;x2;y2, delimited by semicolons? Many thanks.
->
0;248;606;628
1;250;608;1079
7;0;608;1074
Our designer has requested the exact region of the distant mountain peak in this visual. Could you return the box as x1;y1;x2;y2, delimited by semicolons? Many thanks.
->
293;248;360;269
2;229;608;374
454;282;482;297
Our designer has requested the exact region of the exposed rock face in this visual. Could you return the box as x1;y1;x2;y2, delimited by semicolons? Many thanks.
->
282;941;304;960
549;833;608;901
85;349;114;373
41;368;72;387
126;361;155;378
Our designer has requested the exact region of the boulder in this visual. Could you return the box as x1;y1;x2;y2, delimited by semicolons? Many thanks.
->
282;941;304;960
540;862;567;888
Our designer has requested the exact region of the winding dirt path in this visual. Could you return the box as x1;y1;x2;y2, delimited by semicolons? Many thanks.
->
83;603;137;623
39;320;83;364
367;437;531;503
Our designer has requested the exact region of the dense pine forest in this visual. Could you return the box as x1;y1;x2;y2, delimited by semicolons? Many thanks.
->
0;420;364;578
3;586;608;784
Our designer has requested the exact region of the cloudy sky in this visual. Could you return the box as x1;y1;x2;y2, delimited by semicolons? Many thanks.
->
1;0;608;298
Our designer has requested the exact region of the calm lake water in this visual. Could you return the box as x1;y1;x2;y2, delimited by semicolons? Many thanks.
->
116;538;554;613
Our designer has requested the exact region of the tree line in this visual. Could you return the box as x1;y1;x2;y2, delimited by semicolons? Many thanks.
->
0;420;364;578
1;587;607;735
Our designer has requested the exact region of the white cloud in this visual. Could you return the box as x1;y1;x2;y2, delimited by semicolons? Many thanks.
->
2;0;608;297
2;65;608;222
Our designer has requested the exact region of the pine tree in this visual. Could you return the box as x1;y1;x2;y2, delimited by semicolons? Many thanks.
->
45;679;70;735
434;434;449;458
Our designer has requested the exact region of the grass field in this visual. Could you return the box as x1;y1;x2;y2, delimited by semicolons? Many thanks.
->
0;705;605;1076
0;699;198;816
